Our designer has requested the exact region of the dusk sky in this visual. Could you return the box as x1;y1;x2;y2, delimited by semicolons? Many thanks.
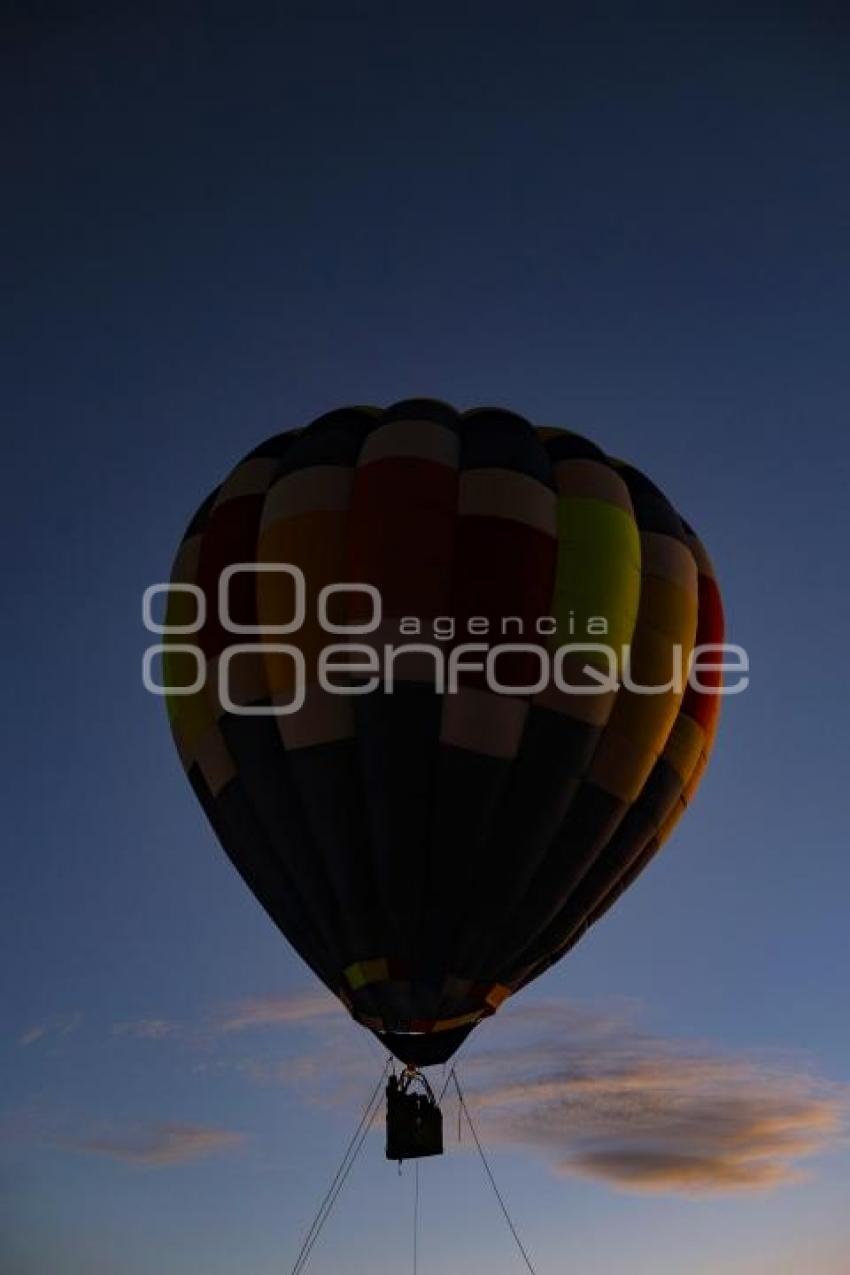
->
3;7;850;1274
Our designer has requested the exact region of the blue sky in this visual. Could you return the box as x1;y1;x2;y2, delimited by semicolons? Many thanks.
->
3;7;850;1273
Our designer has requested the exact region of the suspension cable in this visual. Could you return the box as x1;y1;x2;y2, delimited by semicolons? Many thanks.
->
452;1070;539;1275
291;1073;386;1275
289;1058;391;1275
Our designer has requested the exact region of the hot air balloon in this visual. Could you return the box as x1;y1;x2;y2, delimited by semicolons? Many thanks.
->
160;400;723;1109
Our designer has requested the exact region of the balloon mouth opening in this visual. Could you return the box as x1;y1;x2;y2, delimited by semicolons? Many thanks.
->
373;1023;475;1068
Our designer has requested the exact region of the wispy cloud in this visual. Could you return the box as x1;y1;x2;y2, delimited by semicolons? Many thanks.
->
213;991;341;1033
63;1123;246;1167
224;995;845;1197
17;1025;48;1048
112;1018;180;1041
458;1002;846;1196
106;991;341;1045
97;990;846;1197
16;1014;82;1048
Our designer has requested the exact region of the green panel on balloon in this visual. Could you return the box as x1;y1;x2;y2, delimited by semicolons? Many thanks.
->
550;496;641;664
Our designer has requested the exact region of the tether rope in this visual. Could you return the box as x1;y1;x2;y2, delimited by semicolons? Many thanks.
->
288;1056;539;1275
452;1069;539;1275
289;1058;391;1275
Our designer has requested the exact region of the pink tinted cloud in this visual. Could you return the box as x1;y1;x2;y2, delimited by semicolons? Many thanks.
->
243;996;845;1196
213;991;341;1033
460;1002;846;1195
16;1014;82;1048
64;1123;246;1166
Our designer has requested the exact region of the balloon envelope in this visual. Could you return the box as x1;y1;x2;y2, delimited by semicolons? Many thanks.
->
164;401;723;1065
